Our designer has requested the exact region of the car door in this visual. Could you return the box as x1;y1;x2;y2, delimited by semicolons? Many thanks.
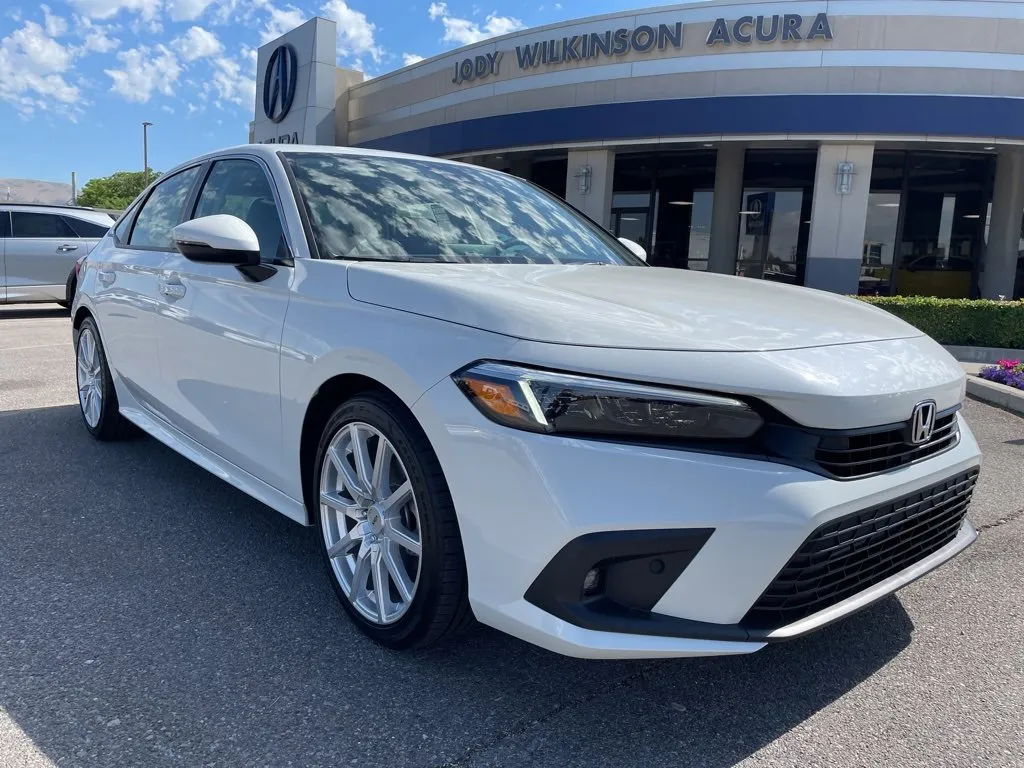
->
63;214;114;258
90;166;203;416
154;156;294;491
0;211;8;302
6;211;82;302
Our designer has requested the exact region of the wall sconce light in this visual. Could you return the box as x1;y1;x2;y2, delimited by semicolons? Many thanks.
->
575;164;592;195
835;161;855;195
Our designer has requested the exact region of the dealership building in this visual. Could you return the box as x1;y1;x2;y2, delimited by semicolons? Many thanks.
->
251;0;1024;299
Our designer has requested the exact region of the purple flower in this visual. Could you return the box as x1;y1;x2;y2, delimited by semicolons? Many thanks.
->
980;363;1024;391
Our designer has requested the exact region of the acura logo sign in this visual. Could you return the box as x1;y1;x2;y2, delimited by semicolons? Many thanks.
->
910;400;937;445
263;43;297;123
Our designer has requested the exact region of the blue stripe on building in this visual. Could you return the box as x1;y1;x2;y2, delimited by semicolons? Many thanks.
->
354;94;1024;155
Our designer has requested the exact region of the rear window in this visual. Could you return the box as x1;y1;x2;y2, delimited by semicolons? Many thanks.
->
63;216;111;238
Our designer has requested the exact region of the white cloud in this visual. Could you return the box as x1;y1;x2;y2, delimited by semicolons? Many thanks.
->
76;16;120;52
173;25;222;60
130;15;163;34
105;44;182;102
260;2;305;43
41;5;69;37
554;2;561;8
0;19;81;118
7;21;75;72
167;0;216;21
402;52;423;66
161;103;174;112
208;0;242;25
208;54;255;107
427;2;524;46
67;0;162;21
321;0;383;63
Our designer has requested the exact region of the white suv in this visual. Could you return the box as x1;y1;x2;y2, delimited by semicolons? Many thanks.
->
71;144;981;659
1;204;114;306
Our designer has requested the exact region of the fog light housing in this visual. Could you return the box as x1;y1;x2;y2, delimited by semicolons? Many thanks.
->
582;567;602;596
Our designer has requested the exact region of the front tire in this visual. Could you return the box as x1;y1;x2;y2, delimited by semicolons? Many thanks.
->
314;392;473;649
75;318;130;440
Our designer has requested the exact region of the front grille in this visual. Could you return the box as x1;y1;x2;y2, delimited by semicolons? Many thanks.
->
813;412;959;479
742;468;978;630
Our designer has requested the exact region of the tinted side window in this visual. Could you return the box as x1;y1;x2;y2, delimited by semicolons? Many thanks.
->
0;212;9;238
11;212;77;238
194;159;284;263
113;206;136;242
129;167;201;249
63;216;112;238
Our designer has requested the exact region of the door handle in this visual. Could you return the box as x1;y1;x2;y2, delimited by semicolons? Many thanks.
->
98;269;115;286
57;244;79;252
159;281;187;300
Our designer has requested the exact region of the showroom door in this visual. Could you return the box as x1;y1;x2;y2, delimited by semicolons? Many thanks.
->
735;188;811;285
612;210;649;249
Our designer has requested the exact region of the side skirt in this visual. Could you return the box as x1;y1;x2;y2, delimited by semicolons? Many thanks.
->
119;403;309;526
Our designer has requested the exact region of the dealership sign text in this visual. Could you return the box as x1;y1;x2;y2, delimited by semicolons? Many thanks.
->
451;22;683;85
706;13;833;45
450;14;835;86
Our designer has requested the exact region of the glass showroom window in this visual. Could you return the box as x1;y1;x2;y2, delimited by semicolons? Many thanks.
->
611;154;654;253
531;157;568;199
612;150;717;269
650;151;716;270
735;149;816;286
860;151;905;296
980;204;1024;300
875;151;994;298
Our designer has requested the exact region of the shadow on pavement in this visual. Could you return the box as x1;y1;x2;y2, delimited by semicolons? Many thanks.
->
0;405;913;768
0;306;69;320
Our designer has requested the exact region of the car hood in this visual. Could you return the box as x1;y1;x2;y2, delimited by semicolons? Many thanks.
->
346;263;923;352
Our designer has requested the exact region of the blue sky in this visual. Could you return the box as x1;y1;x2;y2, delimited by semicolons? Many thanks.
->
0;0;660;185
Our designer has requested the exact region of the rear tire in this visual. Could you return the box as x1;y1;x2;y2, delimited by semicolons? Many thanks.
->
61;276;76;309
313;392;473;649
74;317;131;441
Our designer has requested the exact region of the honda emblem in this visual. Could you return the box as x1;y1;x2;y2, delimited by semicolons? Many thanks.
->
910;401;937;445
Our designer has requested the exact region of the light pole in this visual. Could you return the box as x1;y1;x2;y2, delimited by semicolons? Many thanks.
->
142;121;153;187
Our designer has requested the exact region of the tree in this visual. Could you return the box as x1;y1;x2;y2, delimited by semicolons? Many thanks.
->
77;170;161;210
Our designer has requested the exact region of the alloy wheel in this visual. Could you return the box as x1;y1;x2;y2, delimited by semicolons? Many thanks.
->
319;422;422;625
76;328;103;428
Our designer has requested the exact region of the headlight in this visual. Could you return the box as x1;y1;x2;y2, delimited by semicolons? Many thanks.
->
452;362;763;441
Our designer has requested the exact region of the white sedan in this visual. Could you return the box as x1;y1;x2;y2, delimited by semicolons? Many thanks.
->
72;144;981;659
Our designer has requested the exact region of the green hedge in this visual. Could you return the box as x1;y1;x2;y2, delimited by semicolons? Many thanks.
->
855;296;1024;349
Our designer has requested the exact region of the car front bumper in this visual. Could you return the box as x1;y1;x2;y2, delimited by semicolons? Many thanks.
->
413;380;982;659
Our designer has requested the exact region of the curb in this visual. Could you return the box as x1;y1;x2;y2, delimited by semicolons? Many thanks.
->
966;375;1024;417
944;345;1024;364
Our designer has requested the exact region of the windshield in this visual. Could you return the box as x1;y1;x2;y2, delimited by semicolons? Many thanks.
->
284;152;643;266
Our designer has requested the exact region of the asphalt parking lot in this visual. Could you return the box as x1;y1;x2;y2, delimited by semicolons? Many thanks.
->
1;304;1022;768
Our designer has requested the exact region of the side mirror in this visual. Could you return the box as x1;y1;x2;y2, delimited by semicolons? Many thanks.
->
618;237;647;262
172;215;260;266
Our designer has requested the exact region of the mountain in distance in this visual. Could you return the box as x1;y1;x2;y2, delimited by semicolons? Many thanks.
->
0;178;74;205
